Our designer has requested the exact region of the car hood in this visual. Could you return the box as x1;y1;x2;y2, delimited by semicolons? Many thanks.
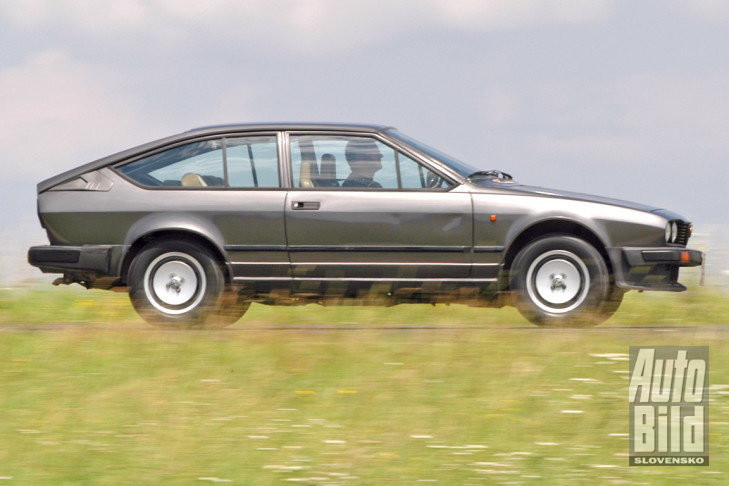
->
470;181;664;213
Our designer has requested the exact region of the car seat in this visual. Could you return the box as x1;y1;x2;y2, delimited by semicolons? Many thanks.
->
299;161;316;188
317;153;339;187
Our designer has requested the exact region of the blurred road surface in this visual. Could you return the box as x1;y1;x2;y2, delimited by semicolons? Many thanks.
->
2;323;729;332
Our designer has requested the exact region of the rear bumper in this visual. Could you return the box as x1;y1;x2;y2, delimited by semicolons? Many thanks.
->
28;245;126;277
607;247;703;291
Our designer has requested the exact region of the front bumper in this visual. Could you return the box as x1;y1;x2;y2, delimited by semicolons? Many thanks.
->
607;247;703;291
28;245;126;279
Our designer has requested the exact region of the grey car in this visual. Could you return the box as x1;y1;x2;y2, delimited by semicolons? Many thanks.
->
28;123;703;328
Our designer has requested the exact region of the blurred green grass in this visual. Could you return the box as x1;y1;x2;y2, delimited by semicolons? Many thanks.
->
1;285;728;483
1;283;728;326
0;326;727;484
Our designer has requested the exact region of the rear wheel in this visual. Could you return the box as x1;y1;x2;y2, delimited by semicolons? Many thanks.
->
510;235;614;327
128;239;247;328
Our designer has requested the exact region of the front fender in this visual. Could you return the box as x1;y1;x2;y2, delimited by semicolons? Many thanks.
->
503;212;611;252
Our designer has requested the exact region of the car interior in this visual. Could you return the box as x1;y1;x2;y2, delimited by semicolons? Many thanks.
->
299;153;341;188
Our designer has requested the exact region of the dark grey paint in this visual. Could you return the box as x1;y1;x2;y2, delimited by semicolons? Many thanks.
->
30;123;701;294
284;190;473;279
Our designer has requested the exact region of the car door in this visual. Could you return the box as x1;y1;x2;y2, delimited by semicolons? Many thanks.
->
283;132;474;281
219;133;289;279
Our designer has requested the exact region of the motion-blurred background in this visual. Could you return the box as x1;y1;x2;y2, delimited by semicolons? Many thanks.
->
2;4;729;484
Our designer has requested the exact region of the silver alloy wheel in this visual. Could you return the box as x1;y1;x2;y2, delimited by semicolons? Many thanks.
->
525;249;590;314
143;252;206;315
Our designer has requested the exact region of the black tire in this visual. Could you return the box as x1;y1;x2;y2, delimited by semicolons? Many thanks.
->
596;286;626;323
210;290;251;327
128;239;247;328
510;235;613;327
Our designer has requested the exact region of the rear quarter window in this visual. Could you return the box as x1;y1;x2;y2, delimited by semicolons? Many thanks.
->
118;140;225;187
116;136;281;188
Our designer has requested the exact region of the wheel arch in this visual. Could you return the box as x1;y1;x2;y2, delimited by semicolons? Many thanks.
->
501;218;612;283
119;229;232;284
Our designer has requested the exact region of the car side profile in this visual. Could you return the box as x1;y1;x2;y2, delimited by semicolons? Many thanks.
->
28;123;703;328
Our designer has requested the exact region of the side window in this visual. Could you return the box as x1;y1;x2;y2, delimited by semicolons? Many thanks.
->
119;140;225;187
226;136;280;188
289;135;451;190
116;136;281;188
398;153;451;189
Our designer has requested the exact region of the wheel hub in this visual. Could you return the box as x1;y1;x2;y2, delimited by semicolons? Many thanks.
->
165;273;185;294
526;250;590;313
152;261;198;306
550;273;567;292
142;252;207;314
534;259;581;305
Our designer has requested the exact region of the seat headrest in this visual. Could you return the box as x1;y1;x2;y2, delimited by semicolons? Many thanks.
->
181;173;208;187
299;161;315;188
320;153;337;180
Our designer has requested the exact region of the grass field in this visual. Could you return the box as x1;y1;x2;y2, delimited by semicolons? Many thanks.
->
1;285;728;484
1;278;728;327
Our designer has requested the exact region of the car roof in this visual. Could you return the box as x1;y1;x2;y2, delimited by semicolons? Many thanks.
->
187;122;394;133
37;122;395;193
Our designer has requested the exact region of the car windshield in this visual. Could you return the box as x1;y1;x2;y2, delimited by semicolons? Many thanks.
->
386;129;479;178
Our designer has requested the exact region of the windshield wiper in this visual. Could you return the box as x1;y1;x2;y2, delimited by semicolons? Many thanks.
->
467;170;514;181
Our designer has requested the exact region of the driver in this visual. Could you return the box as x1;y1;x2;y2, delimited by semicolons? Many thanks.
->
342;138;383;188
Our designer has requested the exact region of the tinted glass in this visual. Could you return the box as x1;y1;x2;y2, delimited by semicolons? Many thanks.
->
226;136;280;188
118;140;225;187
398;153;451;189
290;135;451;190
117;136;281;188
386;129;478;178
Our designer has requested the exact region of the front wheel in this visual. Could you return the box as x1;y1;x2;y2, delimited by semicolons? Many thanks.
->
128;239;247;328
510;236;615;327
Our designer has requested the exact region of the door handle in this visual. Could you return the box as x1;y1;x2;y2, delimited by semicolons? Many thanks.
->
292;201;320;210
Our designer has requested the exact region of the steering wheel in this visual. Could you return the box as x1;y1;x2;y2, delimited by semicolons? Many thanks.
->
425;171;443;188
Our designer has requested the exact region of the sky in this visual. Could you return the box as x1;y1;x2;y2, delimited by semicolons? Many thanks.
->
1;0;728;284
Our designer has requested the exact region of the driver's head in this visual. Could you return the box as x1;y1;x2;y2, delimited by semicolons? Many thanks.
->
345;138;383;176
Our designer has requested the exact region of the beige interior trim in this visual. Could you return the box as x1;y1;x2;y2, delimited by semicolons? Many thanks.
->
181;173;207;187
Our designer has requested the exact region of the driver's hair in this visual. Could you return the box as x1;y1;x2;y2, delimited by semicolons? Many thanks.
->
345;138;382;165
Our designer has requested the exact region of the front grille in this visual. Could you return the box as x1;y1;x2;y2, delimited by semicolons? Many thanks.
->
675;221;691;246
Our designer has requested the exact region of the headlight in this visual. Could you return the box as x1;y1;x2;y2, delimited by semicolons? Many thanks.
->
665;221;678;243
